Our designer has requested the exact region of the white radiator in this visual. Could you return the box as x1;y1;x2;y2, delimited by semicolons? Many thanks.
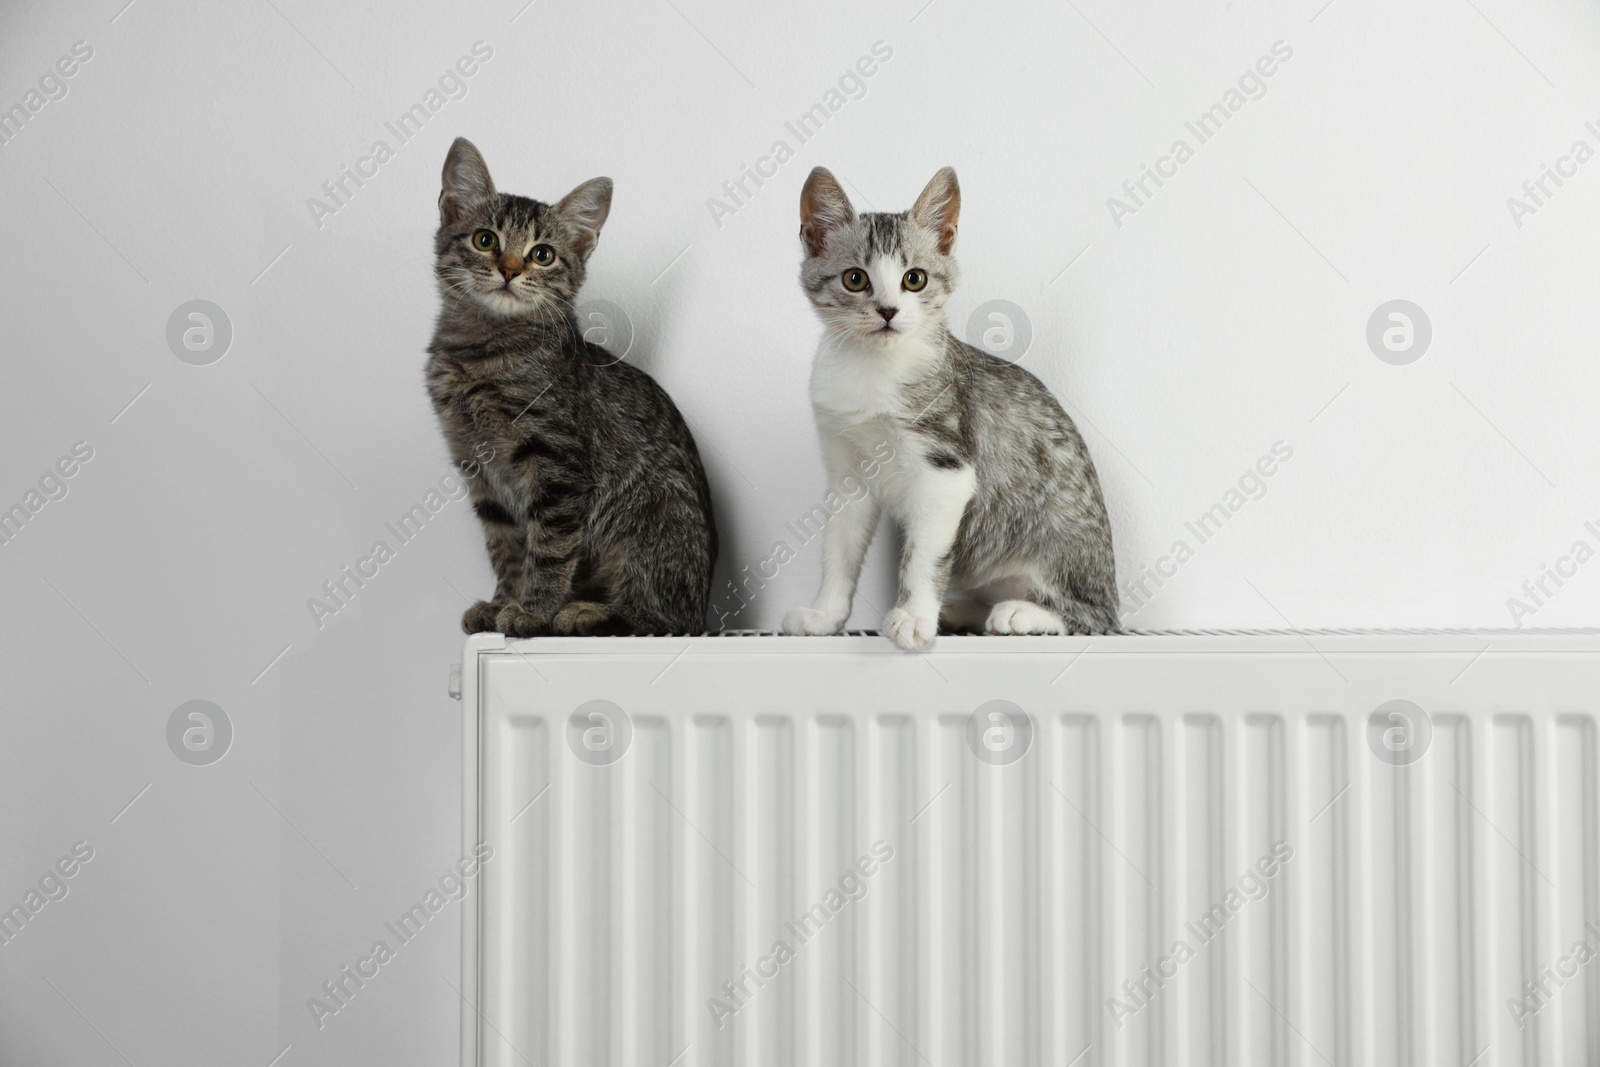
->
455;630;1600;1067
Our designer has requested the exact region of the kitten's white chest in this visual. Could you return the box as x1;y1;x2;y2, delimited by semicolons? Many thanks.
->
807;336;969;522
807;335;938;418
809;357;901;419
808;340;916;494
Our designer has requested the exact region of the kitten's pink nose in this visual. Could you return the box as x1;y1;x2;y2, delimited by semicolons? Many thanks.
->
498;255;524;282
877;306;897;322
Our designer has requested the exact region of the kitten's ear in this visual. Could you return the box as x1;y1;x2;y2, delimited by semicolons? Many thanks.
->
911;166;960;254
800;167;854;257
440;137;496;224
555;177;613;260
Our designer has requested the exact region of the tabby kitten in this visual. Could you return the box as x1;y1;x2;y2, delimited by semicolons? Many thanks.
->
426;137;716;636
782;166;1118;650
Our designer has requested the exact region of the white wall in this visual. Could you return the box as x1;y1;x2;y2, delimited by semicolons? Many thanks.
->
2;0;1596;1062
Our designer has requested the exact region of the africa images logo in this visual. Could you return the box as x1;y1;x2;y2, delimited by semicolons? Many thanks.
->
965;700;1034;766
566;700;633;766
1366;699;1432;766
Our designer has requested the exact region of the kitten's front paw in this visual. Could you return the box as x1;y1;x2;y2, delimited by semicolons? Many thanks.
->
884;608;938;651
462;600;505;634
782;607;847;636
551;601;614;636
986;600;1065;636
495;604;550;638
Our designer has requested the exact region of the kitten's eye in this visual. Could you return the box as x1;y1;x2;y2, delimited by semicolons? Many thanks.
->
472;230;498;252
530;244;557;266
902;269;928;292
841;268;869;293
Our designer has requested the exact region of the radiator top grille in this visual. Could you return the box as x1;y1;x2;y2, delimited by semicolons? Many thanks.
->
505;626;1600;639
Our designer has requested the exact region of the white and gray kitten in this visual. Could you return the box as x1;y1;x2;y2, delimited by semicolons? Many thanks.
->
782;166;1118;650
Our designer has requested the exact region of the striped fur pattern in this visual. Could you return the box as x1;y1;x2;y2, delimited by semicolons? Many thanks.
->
426;138;716;636
783;166;1118;650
